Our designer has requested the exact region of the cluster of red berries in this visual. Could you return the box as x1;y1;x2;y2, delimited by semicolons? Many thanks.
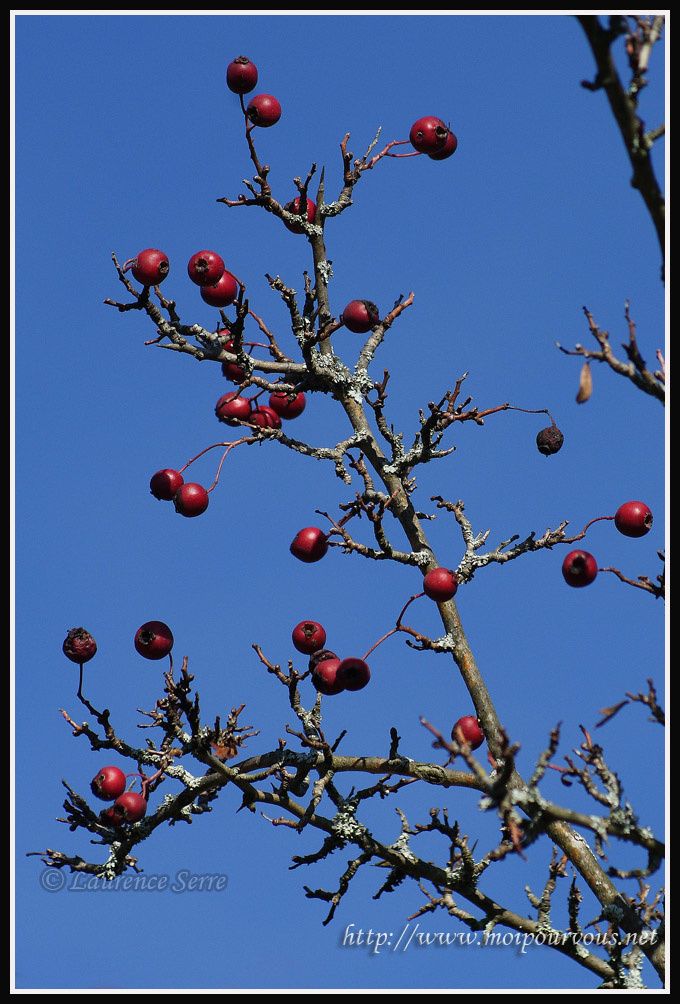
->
562;501;654;588
188;249;240;308
409;116;458;160
150;468;209;518
123;248;241;310
226;56;282;127
215;387;306;429
90;765;148;827
292;619;371;695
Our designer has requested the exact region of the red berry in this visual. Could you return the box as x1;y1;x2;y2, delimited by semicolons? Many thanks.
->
562;550;598;588
150;468;184;501
134;620;174;660
201;271;239;308
308;648;338;672
268;391;306;419
131;248;169;286
113;791;147;824
337;657;371;692
292;620;327;655
247;94;282;127
249;405;282;430
283;197;316;233
226;55;258;94
312;658;344;696
91;765;127;801
423;568;458;602
428;131;458;161
187;250;225;287
174;483;210;517
341;300;380;334
614;501;653;538
409;116;450;154
62;627;97;664
215;392;252;425
290;527;329;563
221;337;247;383
452;715;484;750
222;360;246;383
101;806;124;828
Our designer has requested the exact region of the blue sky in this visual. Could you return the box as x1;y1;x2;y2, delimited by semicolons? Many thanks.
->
15;13;665;991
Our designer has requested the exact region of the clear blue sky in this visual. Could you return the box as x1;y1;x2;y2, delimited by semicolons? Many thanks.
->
15;13;665;991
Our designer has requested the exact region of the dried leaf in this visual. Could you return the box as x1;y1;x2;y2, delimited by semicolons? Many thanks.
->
595;700;629;728
576;362;593;403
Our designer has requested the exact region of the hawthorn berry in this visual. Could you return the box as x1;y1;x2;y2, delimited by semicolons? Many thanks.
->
292;620;327;655
428;131;458;161
91;765;127;801
100;806;124;828
283;197;316;233
174;483;210;517
113;791;147;824
341;300;380;334
337;657;371;692
269;391;306;419
562;550;598;588
311;657;344;696
423;567;458;602
452;715;485;750
222;359;247;383
221;337;246;383
409;116;450;154
249;405;282;429
215;392;252;425
290;527;329;563
226;55;258;94
62;627;97;664
134;621;174;660
308;649;338;672
187;250;225;287
130;248;170;286
536;425;564;457
247;94;281;127
201;271;239;308
614;501;653;538
150;468;184;501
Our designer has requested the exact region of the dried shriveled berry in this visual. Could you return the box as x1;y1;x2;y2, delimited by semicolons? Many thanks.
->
536;425;564;456
63;628;97;664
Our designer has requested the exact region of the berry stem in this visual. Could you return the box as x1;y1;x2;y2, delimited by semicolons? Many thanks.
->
126;768;165;800
206;445;237;493
361;592;424;660
177;436;252;475
77;662;85;701
561;514;616;544
507;404;558;427
227;270;247;295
